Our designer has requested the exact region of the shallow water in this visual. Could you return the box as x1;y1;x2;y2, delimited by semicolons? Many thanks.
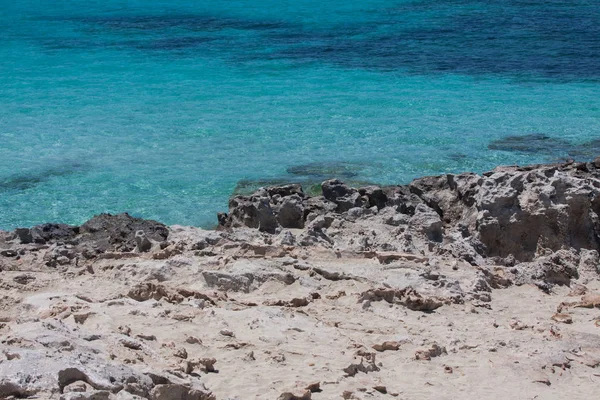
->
1;0;599;229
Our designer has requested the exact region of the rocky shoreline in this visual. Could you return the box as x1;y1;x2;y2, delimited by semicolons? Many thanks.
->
1;159;600;399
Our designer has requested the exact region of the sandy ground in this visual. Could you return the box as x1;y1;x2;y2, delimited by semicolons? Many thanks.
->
2;238;599;400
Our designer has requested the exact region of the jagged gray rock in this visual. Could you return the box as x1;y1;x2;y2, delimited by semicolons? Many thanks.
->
214;160;600;291
12;213;168;255
135;231;153;253
274;194;305;229
79;213;169;252
321;179;367;212
225;189;278;233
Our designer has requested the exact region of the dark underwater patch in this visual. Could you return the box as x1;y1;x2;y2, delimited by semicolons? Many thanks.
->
38;1;600;80
219;1;600;79
0;174;45;192
286;161;363;180
447;153;468;162
0;162;87;193
488;134;571;154
134;36;217;51
64;14;292;33
39;36;218;53
488;134;600;162
39;13;294;57
39;38;100;50
567;139;600;160
274;0;599;79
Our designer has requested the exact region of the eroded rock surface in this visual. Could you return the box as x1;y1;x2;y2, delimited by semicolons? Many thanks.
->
1;159;600;399
220;160;600;284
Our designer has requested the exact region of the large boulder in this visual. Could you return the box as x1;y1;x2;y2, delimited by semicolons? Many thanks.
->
225;190;278;233
321;179;367;212
384;186;424;215
274;194;305;229
222;184;330;232
474;164;600;261
408;204;444;243
358;185;388;209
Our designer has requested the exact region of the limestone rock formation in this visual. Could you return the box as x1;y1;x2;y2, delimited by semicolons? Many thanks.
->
220;160;600;282
2;158;600;399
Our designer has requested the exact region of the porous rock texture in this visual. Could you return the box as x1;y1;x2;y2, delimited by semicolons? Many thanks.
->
1;159;600;399
220;159;600;286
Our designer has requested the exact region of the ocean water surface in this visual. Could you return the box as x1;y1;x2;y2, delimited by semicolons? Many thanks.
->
1;0;599;229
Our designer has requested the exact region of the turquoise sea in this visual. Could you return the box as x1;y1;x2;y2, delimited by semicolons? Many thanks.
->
1;0;599;229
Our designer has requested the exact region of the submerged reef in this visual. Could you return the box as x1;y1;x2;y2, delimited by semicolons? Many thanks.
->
488;134;600;161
